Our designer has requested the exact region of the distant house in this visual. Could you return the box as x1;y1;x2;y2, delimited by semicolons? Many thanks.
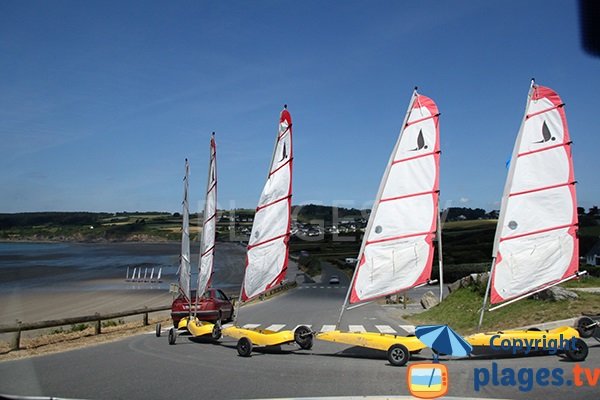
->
586;240;600;266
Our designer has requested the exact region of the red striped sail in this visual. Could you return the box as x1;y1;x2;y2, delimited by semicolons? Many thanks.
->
349;91;440;304
241;106;293;301
489;83;578;305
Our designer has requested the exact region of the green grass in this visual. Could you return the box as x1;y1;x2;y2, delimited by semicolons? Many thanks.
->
562;275;600;288
406;286;600;335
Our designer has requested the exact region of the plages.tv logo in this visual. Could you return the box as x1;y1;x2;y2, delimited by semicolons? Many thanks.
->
408;325;472;399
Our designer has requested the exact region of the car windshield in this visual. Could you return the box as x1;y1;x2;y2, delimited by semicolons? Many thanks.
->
0;2;598;400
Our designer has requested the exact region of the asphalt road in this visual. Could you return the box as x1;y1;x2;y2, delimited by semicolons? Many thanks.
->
0;264;598;400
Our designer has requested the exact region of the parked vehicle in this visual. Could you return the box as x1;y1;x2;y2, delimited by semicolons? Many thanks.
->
171;288;234;327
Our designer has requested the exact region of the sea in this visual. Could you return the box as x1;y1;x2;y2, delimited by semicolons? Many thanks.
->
0;241;244;294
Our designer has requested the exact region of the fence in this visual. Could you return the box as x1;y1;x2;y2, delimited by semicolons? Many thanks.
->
0;305;171;352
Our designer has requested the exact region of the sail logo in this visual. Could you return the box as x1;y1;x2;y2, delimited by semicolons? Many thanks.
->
279;142;288;162
534;121;556;143
410;130;428;151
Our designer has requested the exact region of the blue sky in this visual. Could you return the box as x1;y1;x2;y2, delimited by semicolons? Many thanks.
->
0;1;598;213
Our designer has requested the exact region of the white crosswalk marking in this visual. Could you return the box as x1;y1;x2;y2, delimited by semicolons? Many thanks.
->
348;325;366;332
375;325;397;334
293;324;312;332
265;324;286;332
320;324;336;332
242;323;261;329
399;325;416;334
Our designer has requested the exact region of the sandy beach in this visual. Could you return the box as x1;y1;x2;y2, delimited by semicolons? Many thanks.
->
0;241;246;341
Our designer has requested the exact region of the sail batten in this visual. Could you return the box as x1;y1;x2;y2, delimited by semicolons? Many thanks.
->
196;134;217;299
241;107;293;302
347;91;440;305
488;83;578;306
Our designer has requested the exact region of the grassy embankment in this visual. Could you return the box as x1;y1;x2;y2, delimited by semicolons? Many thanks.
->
407;276;600;335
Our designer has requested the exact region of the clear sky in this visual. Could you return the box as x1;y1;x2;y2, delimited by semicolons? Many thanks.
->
1;0;598;213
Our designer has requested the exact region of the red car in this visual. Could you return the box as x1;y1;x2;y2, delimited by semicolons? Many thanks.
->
171;288;234;327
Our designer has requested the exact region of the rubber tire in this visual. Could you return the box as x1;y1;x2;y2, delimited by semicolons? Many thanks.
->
155;323;161;337
576;317;596;339
237;337;253;357
168;328;176;345
294;325;313;350
565;338;588;362
211;321;222;341
387;344;409;367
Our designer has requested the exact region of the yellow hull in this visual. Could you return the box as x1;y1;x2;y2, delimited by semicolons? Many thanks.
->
177;317;190;331
316;330;427;352
466;326;580;346
187;318;216;337
222;326;295;346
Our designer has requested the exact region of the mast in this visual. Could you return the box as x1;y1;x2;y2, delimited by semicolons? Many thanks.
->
195;133;218;318
478;80;580;328
337;88;441;326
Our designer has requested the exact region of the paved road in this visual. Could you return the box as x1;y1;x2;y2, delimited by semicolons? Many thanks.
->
0;264;598;400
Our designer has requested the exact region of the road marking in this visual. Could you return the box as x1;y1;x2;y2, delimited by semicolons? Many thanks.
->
265;324;286;332
222;323;234;328
348;325;366;332
293;324;312;332
399;325;416;334
320;325;336;332
375;325;397;334
242;323;261;329
319;286;325;288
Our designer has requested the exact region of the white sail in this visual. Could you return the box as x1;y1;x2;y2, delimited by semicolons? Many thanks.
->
488;83;578;306
349;91;440;304
178;159;192;301
242;106;293;301
197;133;218;297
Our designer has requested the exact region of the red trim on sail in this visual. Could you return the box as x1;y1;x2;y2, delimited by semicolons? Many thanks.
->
380;190;437;203
392;150;437;166
517;142;570;158
269;157;293;177
525;103;564;119
405;113;439;127
201;245;215;258
255;194;292;213
509;181;575;198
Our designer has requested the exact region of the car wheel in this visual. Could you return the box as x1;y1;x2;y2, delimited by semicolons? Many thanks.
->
155;323;161;337
576;317;596;338
294;325;313;350
168;328;176;345
237;337;253;357
565;338;588;362
211;320;222;341
387;344;409;367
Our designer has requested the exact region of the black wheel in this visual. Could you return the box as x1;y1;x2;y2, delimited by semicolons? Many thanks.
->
211;321;222;341
387;344;409;367
576;317;597;339
168;328;176;345
237;337;253;357
565;338;588;362
155;323;161;337
294;325;313;350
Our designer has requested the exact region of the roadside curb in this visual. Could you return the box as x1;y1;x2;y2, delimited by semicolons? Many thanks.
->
512;317;577;331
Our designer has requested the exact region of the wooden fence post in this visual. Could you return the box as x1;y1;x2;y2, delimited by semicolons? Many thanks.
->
95;313;101;335
10;321;21;351
143;308;149;326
